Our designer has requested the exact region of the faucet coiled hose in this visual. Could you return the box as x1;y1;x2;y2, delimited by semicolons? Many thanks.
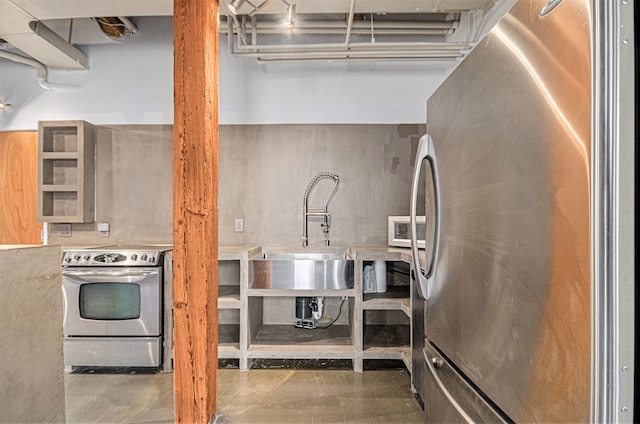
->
304;172;340;204
302;172;340;247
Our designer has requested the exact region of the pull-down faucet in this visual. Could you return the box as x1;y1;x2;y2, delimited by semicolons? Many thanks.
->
301;172;340;247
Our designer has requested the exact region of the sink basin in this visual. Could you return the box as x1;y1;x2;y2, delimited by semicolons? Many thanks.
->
249;252;354;290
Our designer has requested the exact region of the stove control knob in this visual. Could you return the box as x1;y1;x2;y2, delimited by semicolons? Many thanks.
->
141;254;148;261
149;256;156;263
64;257;72;263
83;255;91;261
131;254;138;261
73;254;81;261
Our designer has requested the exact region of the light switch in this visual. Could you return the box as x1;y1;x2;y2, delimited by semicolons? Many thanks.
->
234;218;244;232
97;222;110;232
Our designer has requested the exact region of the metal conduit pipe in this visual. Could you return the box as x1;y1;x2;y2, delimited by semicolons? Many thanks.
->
343;0;357;46
232;40;468;53
251;15;258;45
251;50;466;61
241;29;454;35
232;0;357;52
247;0;277;16
225;0;468;60
0;50;76;91
229;28;454;35
227;45;467;60
224;1;249;45
223;20;457;31
117;16;138;34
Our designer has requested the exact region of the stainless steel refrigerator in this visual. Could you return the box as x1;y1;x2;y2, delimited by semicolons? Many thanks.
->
409;0;636;422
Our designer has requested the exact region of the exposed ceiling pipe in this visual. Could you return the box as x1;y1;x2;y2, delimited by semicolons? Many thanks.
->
223;20;457;30
28;21;88;69
117;16;138;34
222;20;457;36
229;0;357;54
223;1;249;45
248;49;465;60
343;0;356;46
231;28;453;35
233;40;468;53
225;0;467;60
247;0;276;16
0;50;76;91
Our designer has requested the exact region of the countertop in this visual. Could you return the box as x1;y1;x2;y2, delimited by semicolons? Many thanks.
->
48;243;421;263
0;244;46;251
217;244;419;264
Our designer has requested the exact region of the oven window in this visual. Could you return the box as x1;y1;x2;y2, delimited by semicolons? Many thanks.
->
79;283;141;320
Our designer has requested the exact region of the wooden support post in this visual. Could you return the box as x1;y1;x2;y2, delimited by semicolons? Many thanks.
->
173;0;219;422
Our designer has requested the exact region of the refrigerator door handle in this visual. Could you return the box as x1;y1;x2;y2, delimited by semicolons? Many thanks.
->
424;348;475;423
410;133;440;300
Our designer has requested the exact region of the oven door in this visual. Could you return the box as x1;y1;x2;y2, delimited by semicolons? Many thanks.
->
62;267;162;337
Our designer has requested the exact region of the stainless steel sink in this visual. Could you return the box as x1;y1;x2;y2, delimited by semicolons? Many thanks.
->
249;252;354;290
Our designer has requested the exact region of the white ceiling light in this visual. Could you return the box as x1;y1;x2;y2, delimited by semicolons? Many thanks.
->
0;101;11;109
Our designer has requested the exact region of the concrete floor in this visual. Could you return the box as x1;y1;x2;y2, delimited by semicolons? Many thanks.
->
65;367;423;423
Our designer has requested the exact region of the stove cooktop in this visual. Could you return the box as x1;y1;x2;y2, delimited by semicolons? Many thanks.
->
62;245;172;267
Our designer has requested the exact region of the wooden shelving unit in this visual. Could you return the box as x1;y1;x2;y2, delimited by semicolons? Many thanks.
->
37;120;95;223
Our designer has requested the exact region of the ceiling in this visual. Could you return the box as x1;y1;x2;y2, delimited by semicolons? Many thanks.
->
0;0;507;71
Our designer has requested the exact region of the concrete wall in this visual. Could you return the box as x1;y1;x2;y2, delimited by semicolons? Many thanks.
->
48;124;173;246
0;245;65;423
219;124;425;246
49;123;423;247
0;16;447;131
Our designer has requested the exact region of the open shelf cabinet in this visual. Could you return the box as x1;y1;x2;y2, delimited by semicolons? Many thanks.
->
171;246;416;372
219;260;243;359
37;120;95;223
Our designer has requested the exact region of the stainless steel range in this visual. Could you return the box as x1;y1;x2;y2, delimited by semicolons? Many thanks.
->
62;246;166;367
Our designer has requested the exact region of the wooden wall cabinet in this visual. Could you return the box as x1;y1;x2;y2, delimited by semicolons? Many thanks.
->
37;120;95;223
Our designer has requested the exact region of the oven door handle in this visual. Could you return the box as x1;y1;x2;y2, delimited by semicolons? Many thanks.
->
63;269;160;282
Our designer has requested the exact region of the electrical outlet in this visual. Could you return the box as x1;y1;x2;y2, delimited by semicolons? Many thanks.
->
57;224;71;237
234;218;244;232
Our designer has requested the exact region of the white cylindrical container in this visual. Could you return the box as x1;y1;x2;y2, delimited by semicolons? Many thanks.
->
374;261;387;293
